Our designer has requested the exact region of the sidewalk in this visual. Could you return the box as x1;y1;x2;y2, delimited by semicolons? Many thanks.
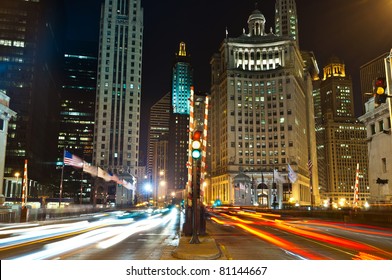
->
160;217;224;260
160;233;223;260
172;234;222;260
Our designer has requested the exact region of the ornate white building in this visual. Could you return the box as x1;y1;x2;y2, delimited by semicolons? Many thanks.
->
0;90;16;200
208;5;319;208
359;94;392;204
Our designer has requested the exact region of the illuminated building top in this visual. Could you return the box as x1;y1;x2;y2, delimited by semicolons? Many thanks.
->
247;9;266;36
322;56;346;80
178;42;187;56
172;42;193;115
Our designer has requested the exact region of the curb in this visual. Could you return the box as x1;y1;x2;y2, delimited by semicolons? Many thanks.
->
171;235;222;260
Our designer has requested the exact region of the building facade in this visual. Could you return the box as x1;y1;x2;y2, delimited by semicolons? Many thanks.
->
358;51;392;205
359;100;391;204
274;0;299;47
93;0;144;205
0;0;64;190
147;92;170;205
58;42;97;203
316;56;369;207
209;4;319;208
168;42;194;195
0;90;16;199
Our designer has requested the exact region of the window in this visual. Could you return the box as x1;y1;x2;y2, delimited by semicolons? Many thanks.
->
379;120;384;132
370;124;376;135
382;158;387;173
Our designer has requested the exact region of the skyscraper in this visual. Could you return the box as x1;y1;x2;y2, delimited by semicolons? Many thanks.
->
209;3;319;208
147;92;170;204
147;92;170;177
58;42;97;202
172;42;193;115
275;0;299;47
168;43;193;194
316;56;369;207
93;0;143;204
0;0;64;189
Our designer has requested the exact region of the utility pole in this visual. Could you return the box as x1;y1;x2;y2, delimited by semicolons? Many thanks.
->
189;157;200;244
189;130;202;244
385;49;392;140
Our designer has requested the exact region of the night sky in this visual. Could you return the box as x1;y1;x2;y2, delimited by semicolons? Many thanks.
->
65;0;392;157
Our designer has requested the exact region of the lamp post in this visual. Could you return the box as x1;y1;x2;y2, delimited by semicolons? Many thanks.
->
171;191;175;205
157;170;165;207
144;183;152;205
14;172;20;198
159;179;166;206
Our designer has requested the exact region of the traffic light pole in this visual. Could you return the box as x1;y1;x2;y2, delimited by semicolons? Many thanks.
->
189;157;200;244
385;49;392;134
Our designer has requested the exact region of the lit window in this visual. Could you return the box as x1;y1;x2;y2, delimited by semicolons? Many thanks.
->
13;41;25;47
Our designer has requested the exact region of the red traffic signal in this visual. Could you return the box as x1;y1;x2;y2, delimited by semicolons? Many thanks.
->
191;130;202;159
192;130;202;141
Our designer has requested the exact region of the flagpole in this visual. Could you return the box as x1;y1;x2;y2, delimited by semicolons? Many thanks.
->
20;159;29;222
59;148;65;208
353;163;360;209
261;171;265;208
308;159;313;209
252;175;257;206
267;169;271;209
80;170;84;205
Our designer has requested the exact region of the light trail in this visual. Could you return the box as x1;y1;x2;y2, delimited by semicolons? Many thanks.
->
213;211;392;260
210;216;326;260
8;209;178;260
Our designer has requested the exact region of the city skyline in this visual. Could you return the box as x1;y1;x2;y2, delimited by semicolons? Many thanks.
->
66;0;392;115
65;0;392;160
1;0;392;268
1;0;391;200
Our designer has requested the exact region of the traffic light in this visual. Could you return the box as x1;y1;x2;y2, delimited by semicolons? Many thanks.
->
191;130;202;159
374;77;387;107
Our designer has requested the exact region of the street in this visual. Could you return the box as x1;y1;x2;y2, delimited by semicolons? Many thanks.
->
0;208;181;260
1;207;392;260
208;208;392;260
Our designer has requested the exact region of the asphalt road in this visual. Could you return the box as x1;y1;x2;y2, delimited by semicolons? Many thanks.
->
1;207;392;260
208;209;392;260
0;208;182;260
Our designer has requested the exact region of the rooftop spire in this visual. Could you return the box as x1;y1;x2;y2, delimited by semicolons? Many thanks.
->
178;42;186;57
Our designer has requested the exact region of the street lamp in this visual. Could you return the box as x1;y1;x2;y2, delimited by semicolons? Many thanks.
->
14;172;20;198
159;179;166;206
144;183;152;205
156;170;165;207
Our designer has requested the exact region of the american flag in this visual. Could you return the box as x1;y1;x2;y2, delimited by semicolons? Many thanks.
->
63;150;83;168
83;162;98;176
